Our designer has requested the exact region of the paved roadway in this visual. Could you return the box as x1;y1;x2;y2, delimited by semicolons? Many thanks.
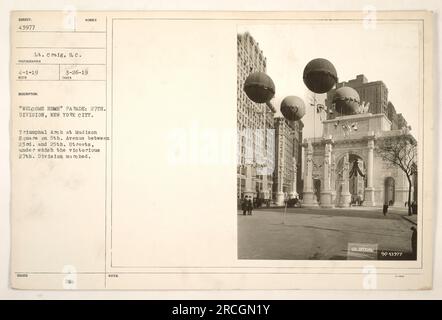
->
238;207;416;260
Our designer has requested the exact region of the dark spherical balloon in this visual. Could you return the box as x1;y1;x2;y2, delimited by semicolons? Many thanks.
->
332;86;360;115
244;72;275;103
280;96;306;121
303;58;338;94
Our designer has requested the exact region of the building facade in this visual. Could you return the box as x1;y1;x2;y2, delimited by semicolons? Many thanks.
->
302;112;417;208
325;74;409;129
273;117;304;205
237;32;276;201
396;113;409;130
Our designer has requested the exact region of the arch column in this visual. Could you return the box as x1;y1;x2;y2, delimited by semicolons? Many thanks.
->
288;157;298;199
330;154;337;204
320;138;334;208
338;153;351;207
302;140;319;207
364;137;376;206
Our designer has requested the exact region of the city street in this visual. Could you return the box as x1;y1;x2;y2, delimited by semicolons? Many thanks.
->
238;207;416;260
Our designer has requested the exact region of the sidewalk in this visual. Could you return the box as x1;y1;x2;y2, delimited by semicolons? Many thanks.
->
258;203;409;212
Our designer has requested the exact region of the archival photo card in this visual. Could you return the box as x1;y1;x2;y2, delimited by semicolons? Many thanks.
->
9;10;433;290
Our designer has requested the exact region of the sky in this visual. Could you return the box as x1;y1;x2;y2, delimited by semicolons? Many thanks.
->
238;21;421;140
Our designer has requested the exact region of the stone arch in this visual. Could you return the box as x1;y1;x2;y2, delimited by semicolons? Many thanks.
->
334;150;366;166
334;152;367;206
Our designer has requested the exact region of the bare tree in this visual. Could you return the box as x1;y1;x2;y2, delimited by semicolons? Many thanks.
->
376;133;417;215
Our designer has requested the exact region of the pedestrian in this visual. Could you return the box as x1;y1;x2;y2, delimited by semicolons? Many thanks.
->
411;226;417;259
382;203;388;216
241;196;247;215
256;197;262;208
412;201;417;215
247;198;253;215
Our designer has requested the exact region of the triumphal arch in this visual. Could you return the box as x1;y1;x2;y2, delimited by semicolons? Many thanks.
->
301;112;416;208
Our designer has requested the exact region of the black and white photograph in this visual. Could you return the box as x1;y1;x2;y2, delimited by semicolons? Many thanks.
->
4;8;436;293
237;21;421;261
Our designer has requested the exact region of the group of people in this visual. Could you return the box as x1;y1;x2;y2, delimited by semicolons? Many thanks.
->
350;194;364;206
239;195;301;214
241;196;254;215
286;197;300;208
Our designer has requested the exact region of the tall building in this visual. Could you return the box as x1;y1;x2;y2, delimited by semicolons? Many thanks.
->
387;102;398;129
237;32;276;200
293;119;304;196
325;74;389;120
325;74;410;131
396;113;409;130
273;117;304;205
